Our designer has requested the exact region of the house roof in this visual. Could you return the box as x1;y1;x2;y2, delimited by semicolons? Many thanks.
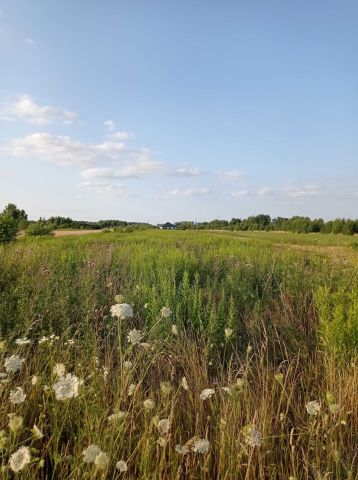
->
162;222;175;228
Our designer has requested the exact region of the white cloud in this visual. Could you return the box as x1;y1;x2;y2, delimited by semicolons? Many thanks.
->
231;190;249;197
0;95;77;125
257;187;275;196
163;188;212;198
25;37;35;45
216;170;246;180
104;120;115;132
282;184;320;198
79;181;127;198
104;119;133;140
173;167;202;177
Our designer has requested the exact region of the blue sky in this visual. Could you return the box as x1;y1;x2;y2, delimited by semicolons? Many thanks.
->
0;1;357;222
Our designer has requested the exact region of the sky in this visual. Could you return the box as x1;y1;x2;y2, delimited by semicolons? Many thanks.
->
0;1;357;223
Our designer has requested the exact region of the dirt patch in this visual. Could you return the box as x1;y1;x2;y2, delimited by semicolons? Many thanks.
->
53;230;103;237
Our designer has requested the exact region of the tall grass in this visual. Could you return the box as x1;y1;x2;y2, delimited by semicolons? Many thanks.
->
0;230;356;479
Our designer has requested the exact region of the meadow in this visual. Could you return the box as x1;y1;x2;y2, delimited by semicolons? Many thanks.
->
0;230;357;479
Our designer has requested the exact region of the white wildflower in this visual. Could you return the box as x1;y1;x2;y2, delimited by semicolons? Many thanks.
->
158;419;170;435
171;324;178;335
116;460;128;472
243;425;263;447
127;329;142;345
94;451;109;470
4;355;25;374
52;373;80;400
329;403;341;414
200;388;215;400
8;414;23;433
224;327;233;338
306;400;321;416
53;363;66;378
140;342;151;349
9;446;31;473
175;444;189;454
160;381;172;396
31;375;39;386
181;376;189;390
123;360;133;370
82;444;102;463
38;336;49;344
108;412;127;424
15;337;31;346
128;383;136;396
143;398;155;410
160;306;172;318
110;303;133;320
9;387;26;404
157;437;167;447
32;424;44;439
192;438;210;454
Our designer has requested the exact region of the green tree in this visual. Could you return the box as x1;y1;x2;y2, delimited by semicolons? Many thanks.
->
0;214;18;244
1;203;28;230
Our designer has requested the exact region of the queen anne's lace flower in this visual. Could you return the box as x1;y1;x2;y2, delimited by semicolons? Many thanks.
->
224;327;233;338
53;363;66;378
171;324;178;335
306;400;321;416
52;373;80;400
128;383;136;396
116;460;128;472
8;414;23;433
9;446;31;472
127;329;142;345
110;303;133;320
82;445;102;463
143;398;155;410
200;388;215;400
181;376;189;390
32;424;44;439
4;355;25;374
15;337;31;346
192;438;210;454
158;419;170;435
160;306;172;318
9;387;26;404
242;425;263;447
175;444;189;454
94;451;109;470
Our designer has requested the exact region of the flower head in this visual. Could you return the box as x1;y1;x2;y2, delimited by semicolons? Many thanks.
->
171;324;178;335
192;438;210;454
15;337;31;346
160;306;172;318
4;355;25;374
306;400;320;416
242;425;263;447
82;444;102;463
110;303;133;320
158;419;170;435
128;383;136;396
9;387;26;404
199;388;215;400
9;446;31;473
8;414;23;433
94;451;109;470
181;376;189;390
127;329;142;345
116;460;128;472
143;398;155;410
52;373;80;400
53;363;66;378
32;424;44;440
224;327;233;338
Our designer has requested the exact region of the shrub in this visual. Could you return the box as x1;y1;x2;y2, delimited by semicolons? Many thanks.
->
25;223;54;237
0;214;17;244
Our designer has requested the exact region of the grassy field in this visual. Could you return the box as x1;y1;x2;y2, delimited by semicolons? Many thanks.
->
0;230;357;479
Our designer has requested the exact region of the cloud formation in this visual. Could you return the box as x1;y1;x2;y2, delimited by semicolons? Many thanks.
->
0;95;77;125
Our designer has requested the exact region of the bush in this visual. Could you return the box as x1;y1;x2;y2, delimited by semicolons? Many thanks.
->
25;223;54;237
0;214;17;244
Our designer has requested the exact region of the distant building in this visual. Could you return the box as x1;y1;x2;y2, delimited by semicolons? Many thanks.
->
159;222;176;230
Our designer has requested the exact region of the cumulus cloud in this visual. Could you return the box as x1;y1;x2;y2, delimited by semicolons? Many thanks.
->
0;95;77;125
162;188;212;198
79;180;127;198
103;119;133;140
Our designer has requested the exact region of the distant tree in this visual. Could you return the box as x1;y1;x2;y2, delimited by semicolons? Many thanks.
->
0;214;18;244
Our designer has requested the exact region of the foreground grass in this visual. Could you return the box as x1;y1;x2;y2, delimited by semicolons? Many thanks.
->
0;231;357;479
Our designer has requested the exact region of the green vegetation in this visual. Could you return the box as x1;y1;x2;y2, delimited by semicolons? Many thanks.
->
0;230;357;479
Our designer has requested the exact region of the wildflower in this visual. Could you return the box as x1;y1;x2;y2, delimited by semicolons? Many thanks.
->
9;446;31;473
4;355;25;374
9;387;26;404
82;445;102;463
65;338;75;346
181;376;189;390
38;336;49;344
102;367;109;380
15;337;31;346
171;324;178;335
160;306;172;318
175;444;189;454
115;294;125;303
158;419;170;435
279;412;286;422
192;438;210;454
8;414;23;433
31;375;39;386
306;400;320;416
224;327;233;338
32;425;44;439
128;383;136;396
160;381;172;396
0;430;9;450
140;342;151;349
157;437;167;447
110;303;133;320
329;403;341;414
143;398;155;410
200;388;215;400
52;373;80;400
94;451;109;470
123;360;133;370
246;344;253;354
242;425;263;447
116;460;128;472
53;363;66;378
127;329;142;345
108;412;127;424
